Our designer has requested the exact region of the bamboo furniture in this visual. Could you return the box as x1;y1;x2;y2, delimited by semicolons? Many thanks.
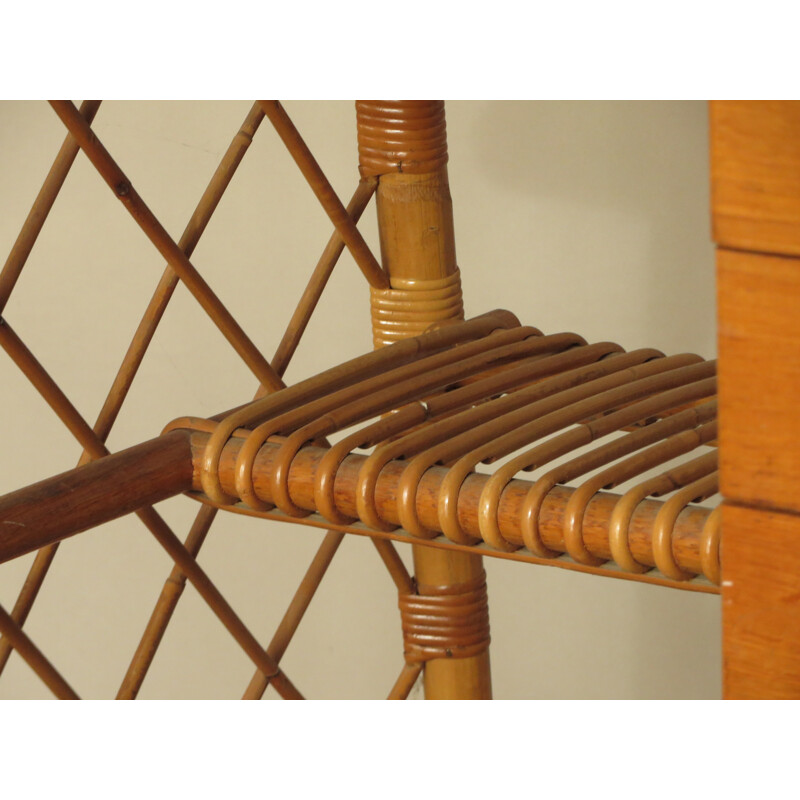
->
0;100;796;699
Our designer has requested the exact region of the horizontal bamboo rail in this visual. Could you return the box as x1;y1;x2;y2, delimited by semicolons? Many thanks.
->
186;432;717;591
0;424;717;592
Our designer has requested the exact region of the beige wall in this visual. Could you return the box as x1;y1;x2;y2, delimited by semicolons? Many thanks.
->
0;101;719;699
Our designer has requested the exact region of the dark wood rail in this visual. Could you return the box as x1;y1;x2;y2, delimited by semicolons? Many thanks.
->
0;429;193;562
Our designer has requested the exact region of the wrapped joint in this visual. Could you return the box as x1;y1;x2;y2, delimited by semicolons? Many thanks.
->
356;100;449;176
399;573;490;662
370;269;465;348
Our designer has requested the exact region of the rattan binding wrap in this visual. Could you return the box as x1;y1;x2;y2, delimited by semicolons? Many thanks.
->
356;100;449;177
370;269;465;348
399;573;491;663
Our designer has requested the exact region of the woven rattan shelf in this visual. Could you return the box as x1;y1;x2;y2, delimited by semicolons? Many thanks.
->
0;100;797;699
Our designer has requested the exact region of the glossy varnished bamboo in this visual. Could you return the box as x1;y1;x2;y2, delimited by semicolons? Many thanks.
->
187;433;713;581
365;102;489;699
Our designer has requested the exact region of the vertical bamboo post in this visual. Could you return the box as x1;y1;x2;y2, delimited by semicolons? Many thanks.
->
356;100;492;699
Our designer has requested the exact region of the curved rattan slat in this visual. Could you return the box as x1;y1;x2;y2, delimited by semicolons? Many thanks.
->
171;313;721;588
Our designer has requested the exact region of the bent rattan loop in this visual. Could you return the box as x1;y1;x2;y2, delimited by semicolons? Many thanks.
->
396;458;442;540
607;484;657;573
200;310;520;506
353;325;550;530
439;353;709;552
271;420;331;518
385;329;578;539
315;405;428;526
377;342;634;539
558;379;718;566
605;420;718;572
477;389;713;556
234;319;535;513
700;505;722;585
479;401;712;557
652;471;719;581
399;573;491;663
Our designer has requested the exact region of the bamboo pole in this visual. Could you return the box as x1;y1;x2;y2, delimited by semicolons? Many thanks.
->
357;100;491;698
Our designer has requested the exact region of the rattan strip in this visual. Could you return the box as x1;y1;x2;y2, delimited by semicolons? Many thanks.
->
260;101;388;290
199;495;718;595
242;530;344;700
189;310;520;506
0;100;101;314
356;101;448;176
232;326;547;512
0;320;302;699
387;662;424;700
177;313;720;586
116;504;218;699
121;174;378;698
0;103;270;685
270;178;377;375
372;538;416;594
48;100;284;393
0;602;79;699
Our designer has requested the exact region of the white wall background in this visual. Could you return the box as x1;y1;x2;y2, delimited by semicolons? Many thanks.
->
0;101;719;699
